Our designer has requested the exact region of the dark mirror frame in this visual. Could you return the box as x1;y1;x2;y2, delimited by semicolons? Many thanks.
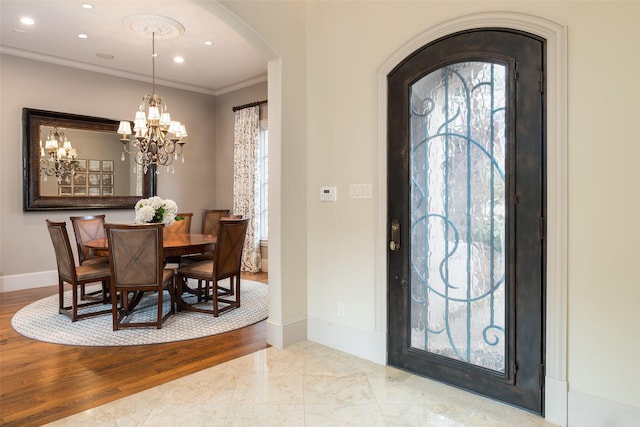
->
23;108;156;211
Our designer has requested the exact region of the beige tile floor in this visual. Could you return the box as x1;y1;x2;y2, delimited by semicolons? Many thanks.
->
45;341;556;426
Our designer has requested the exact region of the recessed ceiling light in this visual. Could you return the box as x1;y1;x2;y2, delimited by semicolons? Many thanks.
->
96;53;114;60
14;29;27;34
20;17;34;26
174;56;185;63
78;34;88;39
204;41;213;46
82;3;94;9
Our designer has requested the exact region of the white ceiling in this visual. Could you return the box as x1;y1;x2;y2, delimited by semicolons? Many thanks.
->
0;0;268;96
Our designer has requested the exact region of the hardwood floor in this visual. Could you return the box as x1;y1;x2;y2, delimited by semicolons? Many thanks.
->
0;272;268;427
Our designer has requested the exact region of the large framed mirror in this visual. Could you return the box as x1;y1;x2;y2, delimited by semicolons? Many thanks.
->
23;108;156;210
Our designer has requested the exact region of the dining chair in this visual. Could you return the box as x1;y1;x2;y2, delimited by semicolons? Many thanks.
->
183;211;242;264
105;223;175;330
70;214;108;265
201;209;230;236
163;212;193;266
46;220;112;322
163;212;193;237
70;214;109;301
177;217;249;316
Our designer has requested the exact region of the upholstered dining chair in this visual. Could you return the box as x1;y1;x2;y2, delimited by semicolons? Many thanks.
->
163;212;193;266
46;220;112;322
177;217;249;316
70;214;109;301
163;212;193;237
105;223;175;330
182;211;242;265
201;209;230;236
70;214;108;265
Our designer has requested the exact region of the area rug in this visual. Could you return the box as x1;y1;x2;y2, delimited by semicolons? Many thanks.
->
11;279;267;346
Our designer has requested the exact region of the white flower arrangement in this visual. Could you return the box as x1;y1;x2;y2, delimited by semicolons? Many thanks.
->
134;196;179;225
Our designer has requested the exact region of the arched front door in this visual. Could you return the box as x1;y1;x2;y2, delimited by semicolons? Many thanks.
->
387;29;545;414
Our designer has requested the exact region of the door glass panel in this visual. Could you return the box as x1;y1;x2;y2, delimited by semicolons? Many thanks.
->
410;62;506;372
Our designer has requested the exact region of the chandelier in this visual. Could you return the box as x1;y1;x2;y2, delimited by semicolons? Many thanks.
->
117;32;187;174
40;128;78;183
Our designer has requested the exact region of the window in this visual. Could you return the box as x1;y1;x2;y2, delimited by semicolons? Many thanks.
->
258;119;268;241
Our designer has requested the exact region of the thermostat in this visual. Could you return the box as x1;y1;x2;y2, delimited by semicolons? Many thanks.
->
320;186;337;202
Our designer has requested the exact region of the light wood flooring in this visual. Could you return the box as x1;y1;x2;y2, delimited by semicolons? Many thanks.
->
0;272;268;427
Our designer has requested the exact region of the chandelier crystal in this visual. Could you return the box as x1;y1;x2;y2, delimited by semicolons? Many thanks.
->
117;32;187;174
40;128;78;183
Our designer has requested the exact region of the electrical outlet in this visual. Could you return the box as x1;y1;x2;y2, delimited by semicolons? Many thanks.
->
337;301;345;317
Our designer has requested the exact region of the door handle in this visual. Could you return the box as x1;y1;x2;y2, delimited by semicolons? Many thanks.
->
390;220;400;251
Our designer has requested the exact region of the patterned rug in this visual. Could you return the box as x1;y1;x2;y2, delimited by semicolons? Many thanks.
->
11;279;268;346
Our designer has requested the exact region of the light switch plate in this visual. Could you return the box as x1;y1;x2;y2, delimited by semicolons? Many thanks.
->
349;183;372;199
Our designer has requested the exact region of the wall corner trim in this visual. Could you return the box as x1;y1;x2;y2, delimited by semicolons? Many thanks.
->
266;316;307;349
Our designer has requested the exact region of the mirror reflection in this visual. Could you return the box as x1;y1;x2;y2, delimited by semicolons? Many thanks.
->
38;126;139;197
23;108;154;211
39;127;78;183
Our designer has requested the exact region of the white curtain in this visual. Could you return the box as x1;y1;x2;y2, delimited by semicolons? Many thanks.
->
233;106;261;272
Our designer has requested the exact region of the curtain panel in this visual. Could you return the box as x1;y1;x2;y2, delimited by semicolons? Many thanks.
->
233;106;261;272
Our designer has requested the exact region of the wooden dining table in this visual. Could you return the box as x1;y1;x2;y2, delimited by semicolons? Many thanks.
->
83;232;217;312
83;233;216;258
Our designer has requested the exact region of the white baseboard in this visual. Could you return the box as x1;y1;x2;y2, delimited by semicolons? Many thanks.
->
568;389;640;427
0;270;57;293
261;258;268;272
545;376;568;426
266;316;307;348
307;316;386;365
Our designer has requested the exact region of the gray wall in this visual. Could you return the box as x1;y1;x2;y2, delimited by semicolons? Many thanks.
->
0;54;217;277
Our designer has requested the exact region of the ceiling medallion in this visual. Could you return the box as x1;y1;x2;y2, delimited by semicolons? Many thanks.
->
122;14;185;40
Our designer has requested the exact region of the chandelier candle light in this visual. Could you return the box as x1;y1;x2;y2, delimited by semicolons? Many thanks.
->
117;31;187;175
40;128;78;183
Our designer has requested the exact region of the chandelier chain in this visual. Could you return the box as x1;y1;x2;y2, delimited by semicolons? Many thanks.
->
152;32;156;97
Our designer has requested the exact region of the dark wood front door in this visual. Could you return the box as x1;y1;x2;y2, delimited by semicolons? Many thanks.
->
387;29;546;414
